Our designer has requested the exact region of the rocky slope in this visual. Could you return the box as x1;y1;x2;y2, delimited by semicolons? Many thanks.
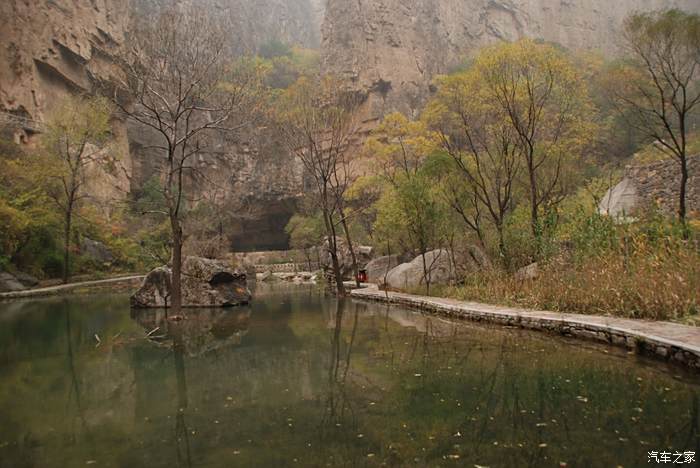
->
321;0;700;121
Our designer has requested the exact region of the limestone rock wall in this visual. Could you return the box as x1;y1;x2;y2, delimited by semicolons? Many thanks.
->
1;0;319;248
321;0;700;122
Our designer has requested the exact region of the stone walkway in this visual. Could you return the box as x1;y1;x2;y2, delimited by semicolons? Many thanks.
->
0;275;144;300
351;285;700;369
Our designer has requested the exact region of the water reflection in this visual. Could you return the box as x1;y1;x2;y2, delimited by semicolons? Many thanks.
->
130;308;251;356
0;289;699;467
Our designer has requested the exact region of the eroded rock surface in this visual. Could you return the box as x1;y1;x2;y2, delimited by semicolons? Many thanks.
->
131;257;251;308
321;0;700;123
366;255;401;284
385;249;454;290
320;237;374;279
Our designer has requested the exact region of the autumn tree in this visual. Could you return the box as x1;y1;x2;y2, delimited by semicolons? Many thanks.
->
41;96;111;283
616;9;700;226
425;70;521;261
285;212;324;270
478;40;595;252
368;113;450;293
111;5;263;310
276;76;363;295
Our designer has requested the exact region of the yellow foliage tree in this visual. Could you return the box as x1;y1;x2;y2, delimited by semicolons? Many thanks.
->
474;39;596;251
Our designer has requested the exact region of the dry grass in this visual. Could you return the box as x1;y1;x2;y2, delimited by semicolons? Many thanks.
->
438;238;700;322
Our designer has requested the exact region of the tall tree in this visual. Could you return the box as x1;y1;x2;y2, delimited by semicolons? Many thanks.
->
617;9;700;225
277;76;363;295
41;97;111;283
477;40;594;252
111;5;263;311
369;113;450;293
425;71;521;262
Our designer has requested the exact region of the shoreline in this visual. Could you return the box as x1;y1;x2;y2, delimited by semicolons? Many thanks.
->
0;275;144;300
351;285;700;370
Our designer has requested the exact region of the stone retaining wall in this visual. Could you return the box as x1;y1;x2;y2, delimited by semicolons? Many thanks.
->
253;263;320;273
351;287;700;370
626;154;700;216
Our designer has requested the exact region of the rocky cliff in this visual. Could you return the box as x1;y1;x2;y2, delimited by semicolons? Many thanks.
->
1;0;320;250
321;0;700;121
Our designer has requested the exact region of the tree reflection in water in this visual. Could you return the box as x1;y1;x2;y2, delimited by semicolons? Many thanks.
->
130;307;252;467
320;299;360;434
1;291;699;467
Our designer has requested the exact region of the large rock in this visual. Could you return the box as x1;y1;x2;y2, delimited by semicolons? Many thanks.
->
385;250;454;291
365;255;401;284
81;237;114;263
515;263;539;281
320;237;374;279
13;271;39;288
0;272;26;293
131;257;251;308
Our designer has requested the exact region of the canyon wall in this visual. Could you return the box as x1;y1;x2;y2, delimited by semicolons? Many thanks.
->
3;0;699;250
0;0;322;250
321;0;700;122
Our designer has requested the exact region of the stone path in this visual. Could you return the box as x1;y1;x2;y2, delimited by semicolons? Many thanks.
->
0;275;144;300
351;285;700;369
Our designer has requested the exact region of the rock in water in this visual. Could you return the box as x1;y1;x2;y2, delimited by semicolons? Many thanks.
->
385;250;454;291
131;257;251;308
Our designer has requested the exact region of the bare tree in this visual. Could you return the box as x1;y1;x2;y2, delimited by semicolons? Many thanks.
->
109;6;263;311
276;76;363;296
618;9;700;226
42;97;112;283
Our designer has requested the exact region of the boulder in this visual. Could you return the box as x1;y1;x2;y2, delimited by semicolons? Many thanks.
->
131;256;251;308
385;249;454;291
453;244;492;280
13;271;39;288
0;272;26;292
320;237;374;279
259;270;274;282
515;263;539;281
81;237;114;263
365;255;401;284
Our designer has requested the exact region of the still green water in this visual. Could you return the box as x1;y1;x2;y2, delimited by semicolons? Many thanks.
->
0;283;698;468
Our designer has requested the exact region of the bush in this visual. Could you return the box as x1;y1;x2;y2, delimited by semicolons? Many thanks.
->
444;217;700;322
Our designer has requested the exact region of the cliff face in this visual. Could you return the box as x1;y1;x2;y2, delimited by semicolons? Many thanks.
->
321;0;700;121
1;0;320;250
0;0;128;122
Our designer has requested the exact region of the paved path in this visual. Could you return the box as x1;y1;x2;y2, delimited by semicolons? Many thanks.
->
0;275;144;300
351;285;700;369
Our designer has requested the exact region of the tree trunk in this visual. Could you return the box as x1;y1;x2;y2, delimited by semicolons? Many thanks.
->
527;155;541;257
62;207;72;284
496;222;507;267
679;154;688;234
339;208;361;288
170;215;183;312
322;208;346;296
420;248;430;296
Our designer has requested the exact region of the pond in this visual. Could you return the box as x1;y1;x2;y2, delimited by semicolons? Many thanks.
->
0;283;698;468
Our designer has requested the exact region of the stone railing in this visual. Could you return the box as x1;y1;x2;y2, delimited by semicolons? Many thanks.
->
253;262;320;273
